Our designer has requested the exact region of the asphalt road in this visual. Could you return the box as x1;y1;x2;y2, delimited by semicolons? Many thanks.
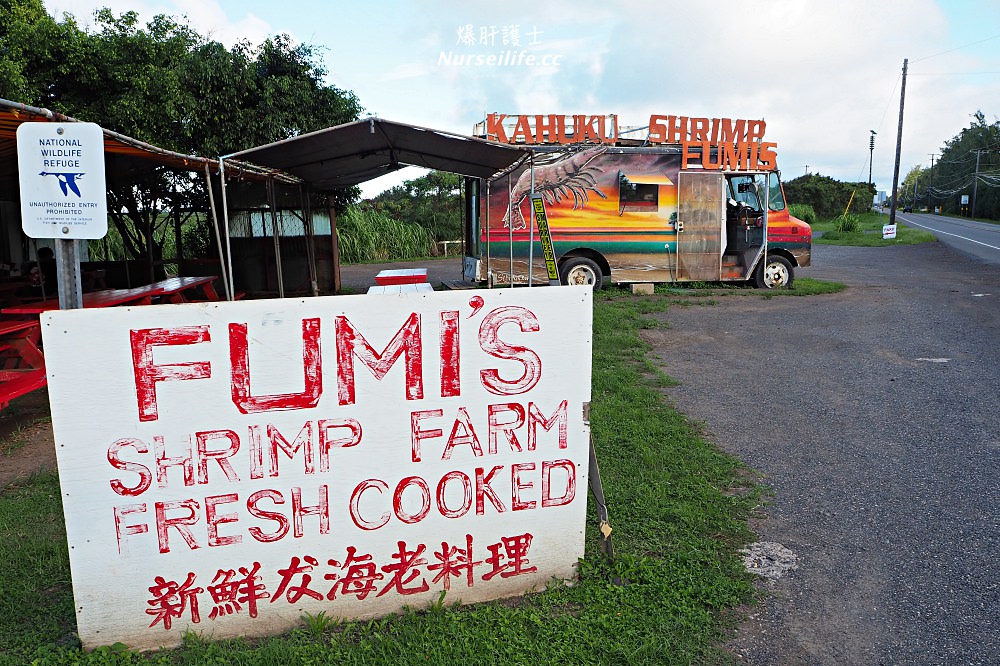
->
896;212;1000;266
649;242;1000;664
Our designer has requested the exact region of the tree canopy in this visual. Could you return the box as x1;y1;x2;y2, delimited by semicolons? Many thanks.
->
923;111;1000;219
782;174;875;218
370;170;464;244
0;0;363;266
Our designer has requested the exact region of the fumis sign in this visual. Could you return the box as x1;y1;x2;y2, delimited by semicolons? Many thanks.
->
43;288;593;651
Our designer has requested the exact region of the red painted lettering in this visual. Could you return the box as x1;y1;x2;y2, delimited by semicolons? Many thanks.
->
410;409;443;463
195;430;241;484
247;489;289;542
155;499;200;553
113;503;147;554
229;319;322;414
511;462;537;511
440;311;461;397
205;493;241;547
541;459;577;507
479;306;541;395
336;313;423;406
528;400;568;450
350;479;390;531
488;403;525;454
291;485;329;537
131;326;211;422
155;435;194;487
318;418;362;472
442;407;484;459
476;465;507;514
108;438;152;496
436;471;473;519
393;476;431;524
267;422;314;476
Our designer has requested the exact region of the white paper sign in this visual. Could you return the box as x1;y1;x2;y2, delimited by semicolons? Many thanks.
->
16;122;108;239
882;224;897;240
42;288;593;651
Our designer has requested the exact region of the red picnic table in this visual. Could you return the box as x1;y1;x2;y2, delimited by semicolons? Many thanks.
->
0;276;225;409
0;319;46;408
0;275;224;316
374;268;428;286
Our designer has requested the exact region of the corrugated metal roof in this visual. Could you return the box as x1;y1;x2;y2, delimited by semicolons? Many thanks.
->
226;118;530;192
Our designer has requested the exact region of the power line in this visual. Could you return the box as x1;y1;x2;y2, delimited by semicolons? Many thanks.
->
912;33;1000;62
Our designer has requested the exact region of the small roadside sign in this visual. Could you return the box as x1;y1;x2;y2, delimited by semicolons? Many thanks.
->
17;122;108;240
531;196;560;285
882;224;897;240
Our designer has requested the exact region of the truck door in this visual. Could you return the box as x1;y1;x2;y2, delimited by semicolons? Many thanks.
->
676;172;725;281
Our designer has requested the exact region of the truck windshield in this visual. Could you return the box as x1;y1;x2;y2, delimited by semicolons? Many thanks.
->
767;172;787;212
728;175;761;210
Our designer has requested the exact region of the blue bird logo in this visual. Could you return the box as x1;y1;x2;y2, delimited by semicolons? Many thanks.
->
39;171;85;197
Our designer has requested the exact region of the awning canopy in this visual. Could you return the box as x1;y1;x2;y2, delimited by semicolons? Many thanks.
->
225;118;530;192
0;99;296;201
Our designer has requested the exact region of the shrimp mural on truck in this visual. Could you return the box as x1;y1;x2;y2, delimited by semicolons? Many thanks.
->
464;113;812;289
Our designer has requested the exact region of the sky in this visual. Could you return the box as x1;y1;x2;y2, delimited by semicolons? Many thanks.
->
42;0;1000;198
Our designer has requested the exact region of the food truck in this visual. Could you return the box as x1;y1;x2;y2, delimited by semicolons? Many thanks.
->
463;113;811;289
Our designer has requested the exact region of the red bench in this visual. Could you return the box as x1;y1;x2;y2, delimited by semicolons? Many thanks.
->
0;319;46;409
375;268;428;286
146;276;222;303
1;284;165;315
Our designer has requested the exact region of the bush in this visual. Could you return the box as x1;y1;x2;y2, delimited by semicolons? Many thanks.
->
788;203;816;225
783;174;874;218
835;214;862;233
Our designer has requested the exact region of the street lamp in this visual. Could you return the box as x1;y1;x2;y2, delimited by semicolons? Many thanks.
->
869;130;877;186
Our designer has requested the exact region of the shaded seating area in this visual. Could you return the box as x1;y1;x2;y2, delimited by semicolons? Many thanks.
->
0;104;530;409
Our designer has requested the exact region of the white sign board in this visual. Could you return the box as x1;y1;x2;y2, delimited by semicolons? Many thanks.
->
42;288;593;651
961;194;970;205
882;224;897;240
16;121;108;239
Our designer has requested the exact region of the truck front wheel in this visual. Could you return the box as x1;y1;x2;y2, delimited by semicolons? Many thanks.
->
754;255;794;289
560;257;604;289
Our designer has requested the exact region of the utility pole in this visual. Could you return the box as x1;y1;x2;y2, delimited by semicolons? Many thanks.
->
970;149;991;219
889;58;907;227
928;154;936;212
869;130;877;186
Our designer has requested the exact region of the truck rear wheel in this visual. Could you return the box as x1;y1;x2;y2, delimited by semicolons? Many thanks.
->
560;257;603;290
754;254;794;289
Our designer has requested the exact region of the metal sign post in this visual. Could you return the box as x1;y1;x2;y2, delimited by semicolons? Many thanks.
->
55;240;84;309
16;121;108;309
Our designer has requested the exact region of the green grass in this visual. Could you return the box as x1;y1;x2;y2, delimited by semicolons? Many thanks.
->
651;277;845;298
811;211;937;246
0;294;762;666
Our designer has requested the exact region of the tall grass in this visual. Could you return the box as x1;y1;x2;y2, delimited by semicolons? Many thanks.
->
835;213;862;233
337;206;435;263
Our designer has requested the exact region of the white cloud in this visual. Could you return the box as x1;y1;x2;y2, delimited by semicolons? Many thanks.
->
40;0;1000;194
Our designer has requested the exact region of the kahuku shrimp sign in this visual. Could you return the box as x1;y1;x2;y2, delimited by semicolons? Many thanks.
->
482;113;779;171
42;288;592;651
